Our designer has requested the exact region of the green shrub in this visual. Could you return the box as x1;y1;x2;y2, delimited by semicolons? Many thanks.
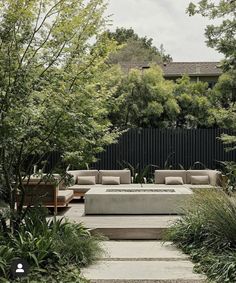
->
167;190;236;282
219;161;236;193
0;246;15;278
119;161;158;183
0;208;103;281
54;221;103;266
11;265;89;283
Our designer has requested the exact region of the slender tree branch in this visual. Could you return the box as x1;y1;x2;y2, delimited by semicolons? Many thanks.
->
68;52;100;91
24;114;62;158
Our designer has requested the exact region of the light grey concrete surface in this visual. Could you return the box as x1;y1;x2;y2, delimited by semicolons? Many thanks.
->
82;261;205;282
55;202;180;239
57;202;180;228
101;241;189;261
81;240;206;283
84;187;193;215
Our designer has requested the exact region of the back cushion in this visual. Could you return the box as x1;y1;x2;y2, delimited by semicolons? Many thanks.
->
186;170;211;184
67;170;99;184
98;170;131;184
77;176;96;185
155;170;187;184
191;175;209;185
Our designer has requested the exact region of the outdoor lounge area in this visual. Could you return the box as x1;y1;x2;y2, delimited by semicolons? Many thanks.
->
67;169;222;196
19;168;222;215
1;0;235;282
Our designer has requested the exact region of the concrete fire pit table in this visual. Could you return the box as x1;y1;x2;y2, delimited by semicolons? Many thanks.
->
84;186;193;215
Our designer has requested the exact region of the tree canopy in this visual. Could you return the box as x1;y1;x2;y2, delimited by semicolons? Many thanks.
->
187;0;236;71
187;0;236;149
0;0;119;219
108;65;224;129
106;27;172;66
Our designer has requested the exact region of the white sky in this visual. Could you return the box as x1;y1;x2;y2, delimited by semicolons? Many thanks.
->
106;0;223;62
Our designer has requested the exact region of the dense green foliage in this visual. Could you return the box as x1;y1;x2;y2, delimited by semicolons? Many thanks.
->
0;208;103;282
174;75;213;128
107;27;172;66
0;0;120;226
187;0;236;71
187;0;236;168
108;65;234;129
167;190;236;282
109;65;179;128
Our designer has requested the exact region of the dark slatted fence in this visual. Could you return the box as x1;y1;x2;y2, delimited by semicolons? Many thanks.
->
92;128;236;170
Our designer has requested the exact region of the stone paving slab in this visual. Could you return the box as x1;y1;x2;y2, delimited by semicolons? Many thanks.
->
81;241;206;283
82;260;205;283
101;241;189;261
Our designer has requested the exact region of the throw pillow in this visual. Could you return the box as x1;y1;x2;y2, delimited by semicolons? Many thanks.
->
102;176;120;185
77;176;96;185
165;176;184;185
191;175;209;185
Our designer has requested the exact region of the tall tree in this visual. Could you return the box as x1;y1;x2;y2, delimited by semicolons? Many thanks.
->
174;75;215;128
0;0;118;227
187;0;236;152
107;27;172;66
187;0;236;71
109;65;179;129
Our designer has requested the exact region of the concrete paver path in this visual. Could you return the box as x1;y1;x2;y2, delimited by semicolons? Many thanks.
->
82;241;206;283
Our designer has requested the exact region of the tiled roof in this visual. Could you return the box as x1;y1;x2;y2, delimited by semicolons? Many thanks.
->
159;62;222;77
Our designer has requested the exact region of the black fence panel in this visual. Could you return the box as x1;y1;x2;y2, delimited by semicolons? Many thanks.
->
92;128;236;170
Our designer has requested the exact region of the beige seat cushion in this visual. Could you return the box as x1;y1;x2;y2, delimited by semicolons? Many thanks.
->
98;170;131;184
67;185;91;193
102;176;120;185
67;170;99;184
184;184;216;190
155;170;187;184
57;190;74;202
77;176;96;185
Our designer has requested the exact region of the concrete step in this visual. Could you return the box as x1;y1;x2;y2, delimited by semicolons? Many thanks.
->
91;227;167;240
57;202;180;240
81;241;206;283
88;215;179;240
100;241;189;261
82;260;205;283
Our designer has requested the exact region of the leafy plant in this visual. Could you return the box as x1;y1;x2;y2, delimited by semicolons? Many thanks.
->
167;190;236;282
119;161;158;183
189;161;207;170
54;221;104;266
0;208;103;281
0;245;15;278
0;0;120;232
218;161;236;193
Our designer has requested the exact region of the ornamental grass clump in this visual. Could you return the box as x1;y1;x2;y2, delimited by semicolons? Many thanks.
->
167;189;236;282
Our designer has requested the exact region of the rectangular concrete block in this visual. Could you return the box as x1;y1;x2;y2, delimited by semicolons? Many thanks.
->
85;187;193;215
